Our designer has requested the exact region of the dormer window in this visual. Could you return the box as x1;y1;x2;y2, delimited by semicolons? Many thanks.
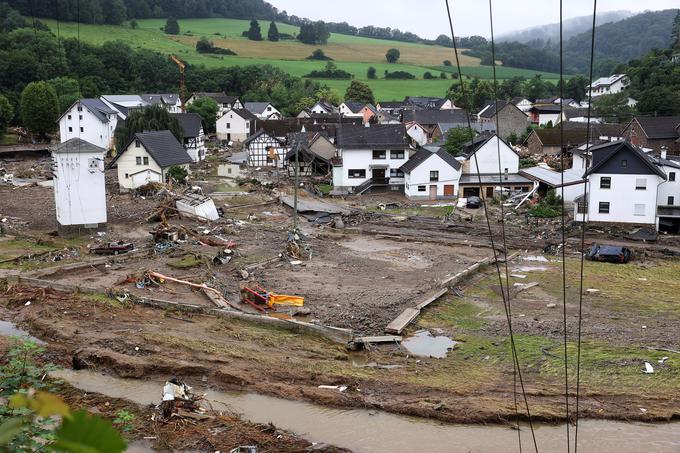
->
135;140;140;148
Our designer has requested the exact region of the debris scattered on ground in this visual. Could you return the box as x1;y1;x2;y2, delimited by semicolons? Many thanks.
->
318;385;348;392
643;362;654;374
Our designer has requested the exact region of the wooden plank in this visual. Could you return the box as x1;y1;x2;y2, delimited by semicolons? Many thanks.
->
415;288;449;310
355;335;402;344
202;289;234;310
385;307;421;335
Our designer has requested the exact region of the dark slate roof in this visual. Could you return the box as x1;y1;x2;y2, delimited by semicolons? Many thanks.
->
404;97;448;109
342;101;365;113
533;123;625;146
52;138;107;154
336;124;408;149
242;129;284;147
140;93;180;106
402;109;469;126
111;130;192;168
400;147;461;173
171;113;203;138
585;140;666;178
478;101;526;119
511;96;528;104
59;98;117;123
634;116;680;139
232;108;258;121
192;92;239;105
460;134;495;158
245;102;275;114
534;97;558;104
530;104;562;113
378;101;407;109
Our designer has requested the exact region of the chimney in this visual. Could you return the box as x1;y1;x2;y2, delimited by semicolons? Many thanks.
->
661;146;668;160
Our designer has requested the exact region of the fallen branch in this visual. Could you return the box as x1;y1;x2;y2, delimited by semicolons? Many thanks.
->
147;271;222;297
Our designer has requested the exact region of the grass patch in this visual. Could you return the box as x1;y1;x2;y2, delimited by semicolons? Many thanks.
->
317;184;332;195
81;292;127;308
419;296;490;330
168;253;206;269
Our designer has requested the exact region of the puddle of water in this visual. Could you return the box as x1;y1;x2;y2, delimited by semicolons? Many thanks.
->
402;330;457;358
0;320;45;344
523;255;549;262
512;265;550;272
50;369;680;453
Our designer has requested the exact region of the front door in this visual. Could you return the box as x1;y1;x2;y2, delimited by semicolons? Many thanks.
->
373;169;385;181
444;185;454;197
429;185;438;200
486;187;494;198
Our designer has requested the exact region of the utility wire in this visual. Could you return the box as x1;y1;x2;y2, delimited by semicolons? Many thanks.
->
575;2;598;452
558;1;571;451
486;0;521;449
445;1;539;451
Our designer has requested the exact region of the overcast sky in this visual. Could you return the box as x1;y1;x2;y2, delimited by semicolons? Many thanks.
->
268;0;678;39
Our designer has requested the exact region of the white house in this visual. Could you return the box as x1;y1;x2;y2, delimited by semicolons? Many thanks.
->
51;138;107;231
331;124;411;194
58;99;119;151
405;122;428;146
243;129;287;168
588;74;629;98
216;109;257;142
109;130;193;190
528;105;565;126
511;97;533;112
458;134;533;198
186;92;242;117
309;100;337;115
578;141;666;226
140;93;182;113
401;148;462;199
100;95;147;120
404;97;455;110
172;113;206;162
339;101;365;118
244;102;281;120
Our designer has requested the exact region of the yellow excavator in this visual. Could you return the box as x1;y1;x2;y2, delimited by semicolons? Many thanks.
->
169;55;186;112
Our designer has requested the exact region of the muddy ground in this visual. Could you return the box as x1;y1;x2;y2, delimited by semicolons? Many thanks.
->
2;167;680;451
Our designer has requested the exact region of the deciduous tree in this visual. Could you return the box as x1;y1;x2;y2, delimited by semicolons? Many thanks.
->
20;81;59;137
344;80;374;105
386;48;400;63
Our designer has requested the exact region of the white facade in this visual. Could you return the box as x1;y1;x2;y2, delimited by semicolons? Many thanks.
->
339;103;364;118
589;74;629;98
59;102;117;151
406;123;428;146
116;141;164;190
514;98;533;112
184;127;206;162
310;102;336;114
216;110;253;142
52;140;107;227
334;148;408;189
585;174;663;225
404;154;460;199
657;164;680;207
438;99;455;110
245;103;281;120
462;136;520;176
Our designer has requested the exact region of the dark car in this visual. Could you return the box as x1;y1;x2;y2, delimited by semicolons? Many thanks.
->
90;241;134;255
586;244;632;264
466;196;482;209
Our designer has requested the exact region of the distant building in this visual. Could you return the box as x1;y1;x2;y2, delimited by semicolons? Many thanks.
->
140;94;182;113
51;138;107;231
171;113;206;162
401;147;462;199
339;101;366;118
622;116;680;154
243;130;287;168
476;101;528;140
109;130;193;190
216;109;257;143
186;92;242;117
58;99;119;151
244;102;282;120
588;74;630;98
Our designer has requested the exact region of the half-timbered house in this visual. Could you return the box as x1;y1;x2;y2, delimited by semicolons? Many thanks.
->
243;129;287;168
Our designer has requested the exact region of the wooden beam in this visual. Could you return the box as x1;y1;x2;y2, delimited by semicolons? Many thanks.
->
415;288;449;310
355;335;402;344
385;307;421;335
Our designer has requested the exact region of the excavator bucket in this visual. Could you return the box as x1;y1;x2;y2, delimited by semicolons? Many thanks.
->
267;293;304;308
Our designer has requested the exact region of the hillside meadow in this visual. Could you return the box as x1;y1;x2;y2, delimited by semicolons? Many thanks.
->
42;17;562;100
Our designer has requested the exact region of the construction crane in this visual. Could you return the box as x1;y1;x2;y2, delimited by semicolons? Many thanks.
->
169;55;187;112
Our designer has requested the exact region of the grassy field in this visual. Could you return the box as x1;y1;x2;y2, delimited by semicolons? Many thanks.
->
42;17;562;100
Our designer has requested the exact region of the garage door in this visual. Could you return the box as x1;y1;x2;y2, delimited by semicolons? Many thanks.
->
463;187;480;197
444;185;454;197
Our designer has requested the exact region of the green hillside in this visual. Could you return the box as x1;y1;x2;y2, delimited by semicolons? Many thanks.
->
42;18;561;100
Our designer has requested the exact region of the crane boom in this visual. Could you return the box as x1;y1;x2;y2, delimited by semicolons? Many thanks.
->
170;55;187;112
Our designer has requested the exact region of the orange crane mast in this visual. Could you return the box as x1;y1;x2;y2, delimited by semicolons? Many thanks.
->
170;55;186;112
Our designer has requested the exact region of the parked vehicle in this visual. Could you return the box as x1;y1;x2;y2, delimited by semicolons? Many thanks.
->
90;241;134;255
466;196;482;209
586;244;632;263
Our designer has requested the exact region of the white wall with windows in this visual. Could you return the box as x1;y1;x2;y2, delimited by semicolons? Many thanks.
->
59;104;117;151
462;136;519;176
216;110;251;142
587;173;663;225
404;153;461;199
335;148;409;189
657;165;680;207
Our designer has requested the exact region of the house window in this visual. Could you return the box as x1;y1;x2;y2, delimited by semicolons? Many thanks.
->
136;157;142;165
125;173;129;179
390;150;405;159
348;169;366;179
621;159;627;168
143;156;149;165
68;127;72;132
635;178;646;190
372;150;386;160
390;169;404;178
227;123;231;129
135;140;140;147
600;177;611;189
79;115;83;120
598;202;610;214
577;200;588;214
77;106;82;112
418;185;427;192
67;114;72;120
430;171;439;182
670;172;676;182
634;204;645;216
79;127;84;133
668;196;675;205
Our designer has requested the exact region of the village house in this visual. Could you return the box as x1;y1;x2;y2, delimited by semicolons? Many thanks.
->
51;138;107;232
476;101;529;140
339;101;366;118
375;111;401;124
400;147;462;200
58;99;119;151
622;116;680;154
306;132;337;161
244;102;282;120
243;129;287;168
526;124;624;156
375;101;408;117
360;104;378;124
216;108;257;143
405;122;428;146
402;109;470;142
588;74;630;98
404;96;455;110
140;94;182;113
577;140;666;228
285;133;331;177
171;113;206;162
308;100;338;115
186;92;242;117
332;124;411;194
528;104;564;126
434;121;495;144
100;95;148;120
511;97;533;112
458;134;533;198
519;164;585;203
109;130;193;190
